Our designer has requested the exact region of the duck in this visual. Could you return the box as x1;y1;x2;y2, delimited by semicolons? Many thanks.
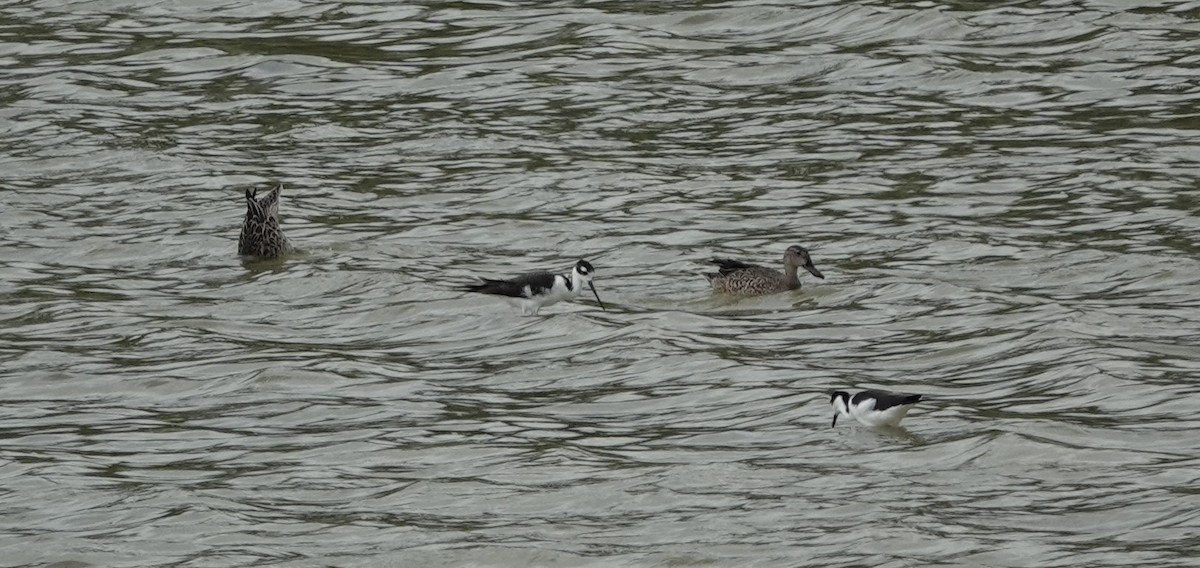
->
705;245;823;295
238;184;293;260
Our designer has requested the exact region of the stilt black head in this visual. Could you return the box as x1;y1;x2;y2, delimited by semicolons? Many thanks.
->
830;391;850;428
573;259;605;310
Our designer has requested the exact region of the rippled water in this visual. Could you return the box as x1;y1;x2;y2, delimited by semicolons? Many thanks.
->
4;0;1200;566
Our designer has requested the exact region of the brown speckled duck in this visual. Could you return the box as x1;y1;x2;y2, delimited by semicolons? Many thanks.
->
238;184;293;260
705;245;824;295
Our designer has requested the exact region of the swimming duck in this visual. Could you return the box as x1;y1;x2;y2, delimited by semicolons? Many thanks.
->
705;245;824;295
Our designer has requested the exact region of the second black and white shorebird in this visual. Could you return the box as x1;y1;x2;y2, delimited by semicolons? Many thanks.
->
461;259;606;315
705;245;824;295
830;390;922;428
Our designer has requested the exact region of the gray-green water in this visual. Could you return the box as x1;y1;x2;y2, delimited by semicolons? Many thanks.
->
3;1;1200;566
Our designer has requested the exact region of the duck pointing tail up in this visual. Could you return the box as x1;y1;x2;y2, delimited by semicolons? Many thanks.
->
238;184;293;260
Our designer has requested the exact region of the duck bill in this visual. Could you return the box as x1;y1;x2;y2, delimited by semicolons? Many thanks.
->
831;414;838;428
806;264;825;279
588;282;606;311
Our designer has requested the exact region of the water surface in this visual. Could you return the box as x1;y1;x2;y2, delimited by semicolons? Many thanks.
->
3;1;1200;566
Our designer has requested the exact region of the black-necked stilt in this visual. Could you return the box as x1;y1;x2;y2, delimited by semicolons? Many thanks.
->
704;245;824;295
238;184;294;260
830;390;922;428
461;259;606;315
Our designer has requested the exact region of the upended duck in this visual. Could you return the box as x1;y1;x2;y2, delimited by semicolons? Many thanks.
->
238;184;293;260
